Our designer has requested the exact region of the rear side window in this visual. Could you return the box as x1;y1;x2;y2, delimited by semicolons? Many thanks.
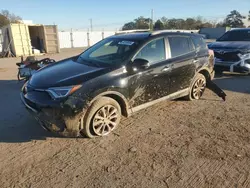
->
191;36;207;50
168;36;194;58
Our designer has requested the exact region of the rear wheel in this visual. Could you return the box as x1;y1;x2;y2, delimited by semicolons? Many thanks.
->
185;73;206;101
80;97;121;138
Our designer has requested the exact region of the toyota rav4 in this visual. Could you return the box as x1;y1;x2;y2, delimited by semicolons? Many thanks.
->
21;32;214;138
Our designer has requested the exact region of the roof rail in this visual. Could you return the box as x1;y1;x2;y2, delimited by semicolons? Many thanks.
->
115;29;150;35
151;29;199;36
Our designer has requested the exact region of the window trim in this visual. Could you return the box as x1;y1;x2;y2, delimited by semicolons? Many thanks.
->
131;37;168;65
167;35;196;59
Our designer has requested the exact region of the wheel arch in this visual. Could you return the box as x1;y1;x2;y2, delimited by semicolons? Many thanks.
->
89;91;131;117
198;68;212;81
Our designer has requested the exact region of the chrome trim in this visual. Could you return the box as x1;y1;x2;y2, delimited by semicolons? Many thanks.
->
20;94;38;114
131;88;189;113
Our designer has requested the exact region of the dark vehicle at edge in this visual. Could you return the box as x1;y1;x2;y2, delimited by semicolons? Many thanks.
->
20;32;214;138
208;28;250;74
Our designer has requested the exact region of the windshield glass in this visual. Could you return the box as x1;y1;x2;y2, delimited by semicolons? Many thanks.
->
77;38;140;66
218;30;250;41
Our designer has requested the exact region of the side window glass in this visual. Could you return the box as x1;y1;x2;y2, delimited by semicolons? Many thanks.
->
188;38;195;51
134;38;166;64
169;36;194;58
192;36;207;50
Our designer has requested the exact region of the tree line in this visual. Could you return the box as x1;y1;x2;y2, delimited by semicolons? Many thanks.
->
1;9;249;31
122;10;250;31
0;10;22;28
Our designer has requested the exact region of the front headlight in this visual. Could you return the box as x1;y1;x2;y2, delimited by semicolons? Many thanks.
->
238;53;250;60
46;85;82;99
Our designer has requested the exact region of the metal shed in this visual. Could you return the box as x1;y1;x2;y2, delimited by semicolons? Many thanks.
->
1;23;60;57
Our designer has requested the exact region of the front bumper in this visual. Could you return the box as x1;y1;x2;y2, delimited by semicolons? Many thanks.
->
20;92;83;137
214;58;250;73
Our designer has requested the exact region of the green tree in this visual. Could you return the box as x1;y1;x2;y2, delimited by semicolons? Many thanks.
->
154;19;164;30
0;14;9;28
0;10;22;28
184;18;198;29
165;19;178;29
122;16;152;30
134;16;151;29
160;17;168;28
215;21;225;28
248;11;250;21
224;10;245;28
174;19;185;29
122;22;136;30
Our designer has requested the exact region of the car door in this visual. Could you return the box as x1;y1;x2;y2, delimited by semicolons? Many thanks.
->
167;35;196;94
191;36;211;70
127;37;172;109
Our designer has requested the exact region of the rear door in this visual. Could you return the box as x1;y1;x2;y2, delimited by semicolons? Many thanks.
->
191;36;211;70
167;35;196;94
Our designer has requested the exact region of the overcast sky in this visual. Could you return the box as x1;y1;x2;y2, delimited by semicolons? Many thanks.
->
1;0;249;30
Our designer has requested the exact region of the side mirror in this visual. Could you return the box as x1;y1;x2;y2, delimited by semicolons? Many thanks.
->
130;58;150;71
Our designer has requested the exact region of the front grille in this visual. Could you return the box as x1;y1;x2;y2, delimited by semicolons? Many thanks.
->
214;51;240;62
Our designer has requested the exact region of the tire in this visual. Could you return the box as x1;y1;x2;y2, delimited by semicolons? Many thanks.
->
185;73;206;101
81;97;121;138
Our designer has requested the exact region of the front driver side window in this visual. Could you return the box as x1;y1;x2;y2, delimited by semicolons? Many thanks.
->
134;38;166;64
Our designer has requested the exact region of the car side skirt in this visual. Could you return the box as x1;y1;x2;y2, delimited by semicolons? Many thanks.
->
129;88;189;115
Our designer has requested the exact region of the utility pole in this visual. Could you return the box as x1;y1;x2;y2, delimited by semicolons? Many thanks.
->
90;19;93;32
151;9;154;31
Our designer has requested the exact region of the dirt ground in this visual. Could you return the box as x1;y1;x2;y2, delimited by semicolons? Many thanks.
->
0;48;250;188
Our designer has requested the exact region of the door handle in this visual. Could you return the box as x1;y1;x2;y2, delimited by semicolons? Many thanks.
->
162;65;172;72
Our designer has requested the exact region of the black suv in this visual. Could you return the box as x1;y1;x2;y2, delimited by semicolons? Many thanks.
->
20;32;214;138
208;28;250;74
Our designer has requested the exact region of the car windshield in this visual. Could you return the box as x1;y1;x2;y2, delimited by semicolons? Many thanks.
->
217;30;250;41
77;38;140;66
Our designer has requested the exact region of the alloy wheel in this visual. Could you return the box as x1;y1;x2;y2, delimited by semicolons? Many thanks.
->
92;105;119;136
192;78;206;99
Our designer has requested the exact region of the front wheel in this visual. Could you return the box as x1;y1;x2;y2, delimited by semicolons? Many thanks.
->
185;73;206;101
81;97;121;138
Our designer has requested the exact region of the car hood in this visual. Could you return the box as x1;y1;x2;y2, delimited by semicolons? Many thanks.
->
29;58;109;89
208;41;250;51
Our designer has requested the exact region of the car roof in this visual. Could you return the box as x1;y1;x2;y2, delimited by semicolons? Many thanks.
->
110;32;151;40
229;28;250;31
110;31;202;41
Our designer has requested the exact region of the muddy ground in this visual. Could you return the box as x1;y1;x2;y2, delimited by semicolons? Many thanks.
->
0;48;250;188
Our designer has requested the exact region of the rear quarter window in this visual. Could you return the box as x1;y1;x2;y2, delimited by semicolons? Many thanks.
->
191;36;207;50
